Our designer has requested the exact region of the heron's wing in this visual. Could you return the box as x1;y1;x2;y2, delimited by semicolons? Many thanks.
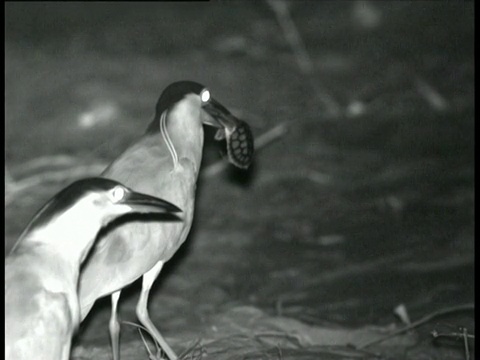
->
101;135;172;188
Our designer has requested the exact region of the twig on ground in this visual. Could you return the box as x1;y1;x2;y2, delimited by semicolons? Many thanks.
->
463;327;471;360
254;122;289;149
5;163;107;206
415;77;449;112
266;0;341;116
356;303;474;349
123;321;204;360
12;155;79;175
5;165;17;192
177;339;204;360
431;329;475;340
201;122;288;179
266;0;312;74
432;327;474;360
254;331;304;348
122;321;165;360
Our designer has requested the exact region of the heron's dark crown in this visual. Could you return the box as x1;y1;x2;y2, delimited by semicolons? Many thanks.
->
25;178;121;233
147;81;205;134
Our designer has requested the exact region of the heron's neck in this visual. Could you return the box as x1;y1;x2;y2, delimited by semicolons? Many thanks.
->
162;113;204;170
15;209;105;267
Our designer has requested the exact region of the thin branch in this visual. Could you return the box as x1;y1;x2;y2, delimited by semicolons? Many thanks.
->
266;0;312;74
415;77;448;112
201;122;288;179
463;327;471;360
12;155;79;175
432;330;475;340
356;303;474;349
266;0;341;116
5;163;107;206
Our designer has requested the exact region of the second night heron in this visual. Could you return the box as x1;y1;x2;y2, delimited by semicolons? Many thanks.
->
78;81;254;360
6;178;181;360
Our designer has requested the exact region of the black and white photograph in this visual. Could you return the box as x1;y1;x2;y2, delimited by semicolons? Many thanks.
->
5;2;474;359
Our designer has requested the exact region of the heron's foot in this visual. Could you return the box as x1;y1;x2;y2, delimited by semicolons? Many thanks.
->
122;321;175;360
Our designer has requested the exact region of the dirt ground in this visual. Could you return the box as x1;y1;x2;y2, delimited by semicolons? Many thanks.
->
5;2;474;359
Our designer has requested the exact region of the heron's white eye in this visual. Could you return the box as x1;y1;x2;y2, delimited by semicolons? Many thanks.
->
200;89;210;103
111;186;126;203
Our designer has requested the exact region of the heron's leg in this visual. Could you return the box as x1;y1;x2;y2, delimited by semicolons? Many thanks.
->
60;340;72;360
109;291;122;360
136;261;177;360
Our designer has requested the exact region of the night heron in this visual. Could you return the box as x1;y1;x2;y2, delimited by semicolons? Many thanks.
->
78;81;254;360
5;177;181;360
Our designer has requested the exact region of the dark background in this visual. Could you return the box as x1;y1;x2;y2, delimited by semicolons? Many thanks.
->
5;2;474;359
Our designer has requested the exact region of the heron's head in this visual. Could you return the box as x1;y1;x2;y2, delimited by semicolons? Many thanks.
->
25;178;181;233
147;80;254;168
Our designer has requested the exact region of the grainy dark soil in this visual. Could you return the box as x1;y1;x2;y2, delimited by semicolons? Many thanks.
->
5;2;474;359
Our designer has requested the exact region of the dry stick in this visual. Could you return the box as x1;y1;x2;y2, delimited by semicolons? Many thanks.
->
5;156;96;203
432;330;475;340
177;339;203;360
12;155;79;175
253;122;289;149
463;327;471;360
201;122;288;179
123;321;203;360
5;166;17;192
266;0;341;116
122;321;164;360
415;77;448;112
266;0;312;74
433;328;474;360
356;303;474;350
5;163;107;206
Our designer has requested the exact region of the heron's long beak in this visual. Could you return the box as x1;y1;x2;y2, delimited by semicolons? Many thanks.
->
123;191;182;214
202;98;239;131
201;98;255;169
